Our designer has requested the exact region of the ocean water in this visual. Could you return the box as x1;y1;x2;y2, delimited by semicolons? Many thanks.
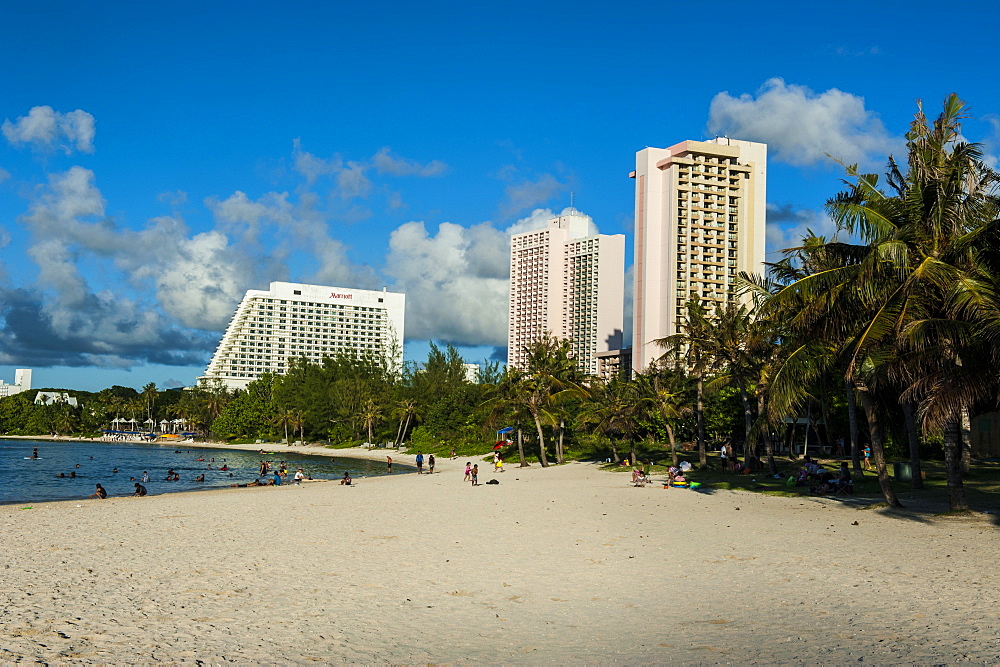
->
0;439;405;505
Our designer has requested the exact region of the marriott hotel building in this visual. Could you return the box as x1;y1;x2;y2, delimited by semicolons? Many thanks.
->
201;281;405;391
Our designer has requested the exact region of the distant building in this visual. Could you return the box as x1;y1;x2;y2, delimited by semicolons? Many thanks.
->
463;363;481;384
35;391;78;407
201;281;405;391
596;349;632;381
0;369;32;398
630;138;767;372
508;210;626;375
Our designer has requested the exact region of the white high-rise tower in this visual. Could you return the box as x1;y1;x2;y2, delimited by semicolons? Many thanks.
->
201;282;405;391
508;210;625;375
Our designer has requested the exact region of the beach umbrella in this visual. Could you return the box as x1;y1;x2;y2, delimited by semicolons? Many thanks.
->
494;441;505;450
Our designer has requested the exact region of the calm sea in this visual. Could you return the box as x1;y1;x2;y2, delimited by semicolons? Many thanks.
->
0;439;405;505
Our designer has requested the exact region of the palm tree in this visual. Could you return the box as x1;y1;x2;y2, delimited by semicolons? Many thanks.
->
392;398;419;448
358;399;381;447
656;299;720;468
645;365;691;467
579;376;647;465
142;382;158;422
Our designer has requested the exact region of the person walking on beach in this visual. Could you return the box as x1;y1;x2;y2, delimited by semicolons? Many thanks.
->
416;452;424;474
386;455;393;473
464;462;472;481
471;464;479;486
428;454;435;474
90;484;107;499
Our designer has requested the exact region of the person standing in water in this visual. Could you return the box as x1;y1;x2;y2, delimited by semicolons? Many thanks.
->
386;456;393;473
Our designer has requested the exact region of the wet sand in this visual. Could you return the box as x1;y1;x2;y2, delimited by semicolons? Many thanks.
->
1;457;998;663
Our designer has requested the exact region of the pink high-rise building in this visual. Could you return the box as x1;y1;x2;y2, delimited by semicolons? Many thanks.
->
507;210;625;375
630;138;767;372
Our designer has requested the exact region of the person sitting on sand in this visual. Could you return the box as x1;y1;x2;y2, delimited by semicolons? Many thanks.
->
272;472;282;486
631;468;645;485
341;472;352;485
133;483;147;497
90;484;108;499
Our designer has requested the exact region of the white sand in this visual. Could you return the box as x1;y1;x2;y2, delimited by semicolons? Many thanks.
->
2;454;998;663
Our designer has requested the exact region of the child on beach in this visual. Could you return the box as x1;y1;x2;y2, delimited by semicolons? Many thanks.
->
471;464;479;486
89;484;107;499
428;454;435;474
464;462;472;481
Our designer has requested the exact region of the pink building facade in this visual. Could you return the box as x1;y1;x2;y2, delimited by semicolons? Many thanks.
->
630;138;767;372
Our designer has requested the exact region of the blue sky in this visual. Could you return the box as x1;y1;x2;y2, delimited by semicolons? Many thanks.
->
3;0;1000;392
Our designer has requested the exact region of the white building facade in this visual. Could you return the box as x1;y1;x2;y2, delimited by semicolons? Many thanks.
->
630;138;766;372
508;210;625;375
201;282;405;391
0;369;32;398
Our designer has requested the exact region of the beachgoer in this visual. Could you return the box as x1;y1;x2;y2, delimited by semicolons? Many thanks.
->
450;449;456;460
294;468;304;485
31;447;38;459
57;472;65;478
112;467;119;474
416;452;424;474
471;464;479;486
133;483;147;497
863;444;872;469
720;443;728;471
141;471;150;483
428;454;436;474
259;461;268;476
75;464;80;468
272;472;281;486
496;456;504;473
464;462;472;481
220;465;228;471
386;456;393;473
195;474;205;482
341;472;352;485
90;484;107;499
70;471;76;478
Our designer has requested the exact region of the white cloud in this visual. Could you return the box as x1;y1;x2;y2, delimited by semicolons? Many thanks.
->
372;147;447;177
385;220;510;346
2;106;96;154
500;173;566;217
765;203;840;256
383;207;599;347
707;78;899;167
0;167;10;183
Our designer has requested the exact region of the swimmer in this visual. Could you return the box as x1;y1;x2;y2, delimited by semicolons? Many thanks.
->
57;472;65;478
112;468;118;474
69;471;76;478
195;474;205;482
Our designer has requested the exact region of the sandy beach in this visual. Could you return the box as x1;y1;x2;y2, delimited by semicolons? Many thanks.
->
2;451;999;664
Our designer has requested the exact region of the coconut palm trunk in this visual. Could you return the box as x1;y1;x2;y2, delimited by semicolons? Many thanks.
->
531;411;549;467
901;401;924;490
695;373;707;468
942;415;969;511
845;379;863;477
516;427;528;467
858;387;903;508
